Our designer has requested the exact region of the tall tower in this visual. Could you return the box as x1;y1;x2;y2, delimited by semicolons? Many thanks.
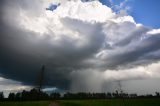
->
37;65;45;91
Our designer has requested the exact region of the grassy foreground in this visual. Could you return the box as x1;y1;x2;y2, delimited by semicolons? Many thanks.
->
0;101;51;106
57;99;160;106
0;99;160;106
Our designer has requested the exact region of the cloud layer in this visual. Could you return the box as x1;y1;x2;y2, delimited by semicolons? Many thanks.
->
0;0;160;92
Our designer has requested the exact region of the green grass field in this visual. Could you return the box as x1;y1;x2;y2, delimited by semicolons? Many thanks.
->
0;99;160;106
58;99;160;106
0;101;51;106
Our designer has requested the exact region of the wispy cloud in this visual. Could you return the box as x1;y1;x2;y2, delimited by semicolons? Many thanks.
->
108;0;132;14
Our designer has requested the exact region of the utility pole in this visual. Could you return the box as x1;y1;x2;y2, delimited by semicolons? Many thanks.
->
36;65;45;100
38;65;45;92
117;81;126;106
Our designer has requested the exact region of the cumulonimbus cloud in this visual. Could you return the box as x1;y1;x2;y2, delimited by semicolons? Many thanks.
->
0;0;160;91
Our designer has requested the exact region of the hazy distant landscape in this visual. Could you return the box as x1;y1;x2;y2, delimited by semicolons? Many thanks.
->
0;88;160;106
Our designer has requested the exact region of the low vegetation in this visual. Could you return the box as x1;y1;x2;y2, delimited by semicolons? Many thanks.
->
0;99;160;106
0;88;160;106
0;101;50;106
0;88;160;101
58;99;160;106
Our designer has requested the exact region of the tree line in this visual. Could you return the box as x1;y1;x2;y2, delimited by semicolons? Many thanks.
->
0;88;160;101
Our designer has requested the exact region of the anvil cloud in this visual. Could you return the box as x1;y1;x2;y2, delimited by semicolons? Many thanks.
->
0;0;160;92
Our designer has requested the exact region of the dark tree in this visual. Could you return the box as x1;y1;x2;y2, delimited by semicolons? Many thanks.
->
155;92;160;97
50;92;61;99
15;92;21;101
106;92;112;98
8;93;15;101
0;92;4;101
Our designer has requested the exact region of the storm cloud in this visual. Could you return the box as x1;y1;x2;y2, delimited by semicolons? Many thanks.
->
0;0;160;92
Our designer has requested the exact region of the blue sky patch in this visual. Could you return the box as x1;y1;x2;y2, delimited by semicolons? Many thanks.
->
46;3;60;11
100;0;160;28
